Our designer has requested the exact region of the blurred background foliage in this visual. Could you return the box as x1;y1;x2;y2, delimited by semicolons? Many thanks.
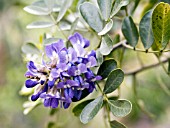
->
0;0;169;128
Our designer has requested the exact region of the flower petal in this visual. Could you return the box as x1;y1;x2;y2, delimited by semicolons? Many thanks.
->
52;39;65;52
25;79;39;88
51;98;59;108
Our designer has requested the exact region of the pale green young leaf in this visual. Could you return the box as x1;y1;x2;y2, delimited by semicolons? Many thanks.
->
80;96;103;124
79;2;103;32
56;0;73;22
99;34;114;55
27;21;54;29
110;120;127;128
98;19;113;35
110;0;129;18
108;99;132;117
97;0;113;21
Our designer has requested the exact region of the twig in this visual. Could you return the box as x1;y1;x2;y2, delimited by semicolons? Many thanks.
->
125;58;169;75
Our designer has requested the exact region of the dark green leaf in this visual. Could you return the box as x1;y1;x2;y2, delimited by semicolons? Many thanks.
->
99;34;114;55
98;59;117;79
72;99;94;117
98;19;113;35
122;16;139;47
80;96;103;124
24;5;49;15
108;99;132;117
108;96;119;100
56;0;73;22
27;21;54;29
103;69;124;94
139;10;154;49
21;43;40;54
47;122;55;128
110;0;129;18
152;2;170;50
79;2;103;32
49;108;58;116
97;0;113;21
110;120;127;128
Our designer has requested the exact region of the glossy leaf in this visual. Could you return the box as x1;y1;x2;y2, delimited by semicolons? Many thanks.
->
108;99;132;117
24;5;49;15
27;21;54;29
110;0;129;18
21;43;40;54
139;10;154;49
99;34;114;55
103;69;124;94
97;0;113;21
98;59;117;79
80;96;103;124
72;99;94;117
56;0;73;22
98;19;113;35
110;120;126;128
79;2;103;32
122;16;139;47
152;2;170;50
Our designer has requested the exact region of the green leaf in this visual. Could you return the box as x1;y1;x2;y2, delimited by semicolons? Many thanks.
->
139;10;154;49
44;0;54;11
49;108;58;116
122;16;139;47
110;120;127;128
98;19;113;35
72;99;94;117
47;122;55;128
152;2;170;50
99;34;114;55
24;5;49;15
110;0;129;18
108;99;132;117
96;49;103;66
43;38;59;45
97;59;117;79
103;69;124;94
79;2;103;32
56;0;73;22
32;0;61;12
80;96;103;124
97;0;113;21
21;43;40;54
27;21;54;29
69;17;79;35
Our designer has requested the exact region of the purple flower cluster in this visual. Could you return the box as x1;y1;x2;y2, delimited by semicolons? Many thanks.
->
25;33;101;109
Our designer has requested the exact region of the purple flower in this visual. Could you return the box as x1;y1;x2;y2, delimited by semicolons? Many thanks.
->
24;33;102;109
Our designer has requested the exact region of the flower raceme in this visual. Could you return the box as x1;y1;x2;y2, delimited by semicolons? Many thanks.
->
25;33;102;109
